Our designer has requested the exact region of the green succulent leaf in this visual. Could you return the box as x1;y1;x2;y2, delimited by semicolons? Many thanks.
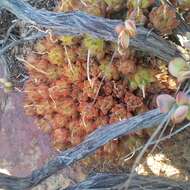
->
128;0;155;9
84;35;105;55
134;67;155;87
171;105;189;124
156;94;176;113
168;57;189;78
59;35;75;46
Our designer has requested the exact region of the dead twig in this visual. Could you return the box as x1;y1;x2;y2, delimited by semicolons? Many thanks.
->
0;0;181;62
63;172;190;190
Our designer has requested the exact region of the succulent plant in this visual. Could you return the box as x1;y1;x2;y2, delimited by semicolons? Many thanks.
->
168;57;190;82
129;67;155;97
46;65;60;81
27;57;59;82
38;37;57;52
112;80;127;99
58;35;76;46
24;82;47;101
79;102;99;120
53;98;78;117
127;0;155;9
52;113;68;129
118;59;136;75
93;116;109;128
81;119;96;133
48;45;65;65
97;96;114;114
115;25;130;49
24;103;36;116
35;37;56;53
37;59;50;71
157;92;190;124
99;60;119;80
63;62;86;83
102;80;113;95
35;118;52;133
26;55;48;78
104;0;125;11
83;79;101;98
58;0;106;16
124;92;144;112
156;94;176;113
36;100;53;116
171;105;189;124
149;4;179;34
36;84;49;100
115;19;137;49
83;35;105;60
104;0;122;7
109;104;132;123
49;79;71;99
127;9;147;25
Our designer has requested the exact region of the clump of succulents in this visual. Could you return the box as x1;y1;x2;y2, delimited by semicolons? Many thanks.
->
149;4;179;34
157;91;190;124
24;33;148;163
23;0;176;170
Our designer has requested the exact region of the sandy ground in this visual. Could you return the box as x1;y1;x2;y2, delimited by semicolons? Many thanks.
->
0;90;86;189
